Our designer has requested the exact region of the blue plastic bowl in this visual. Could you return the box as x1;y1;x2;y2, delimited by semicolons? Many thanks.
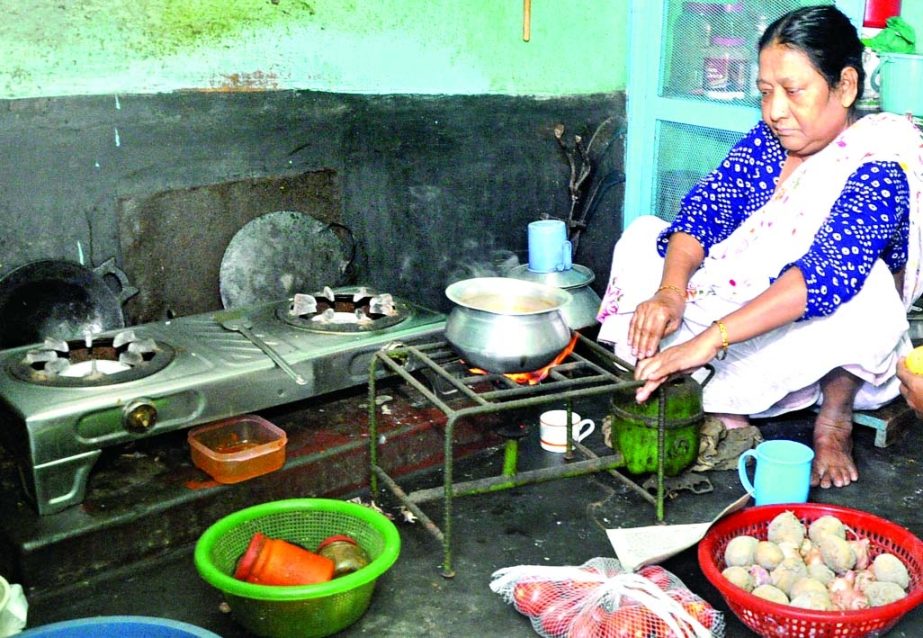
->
18;616;220;637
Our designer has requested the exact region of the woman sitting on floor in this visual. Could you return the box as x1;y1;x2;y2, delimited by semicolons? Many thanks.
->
597;5;923;489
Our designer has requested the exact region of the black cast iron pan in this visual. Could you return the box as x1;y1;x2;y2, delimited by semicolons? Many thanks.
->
0;258;138;349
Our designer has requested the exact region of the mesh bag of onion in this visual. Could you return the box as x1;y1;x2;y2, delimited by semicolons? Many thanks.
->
489;557;724;637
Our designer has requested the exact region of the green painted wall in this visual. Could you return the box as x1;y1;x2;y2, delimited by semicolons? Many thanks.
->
0;0;629;100
900;2;923;49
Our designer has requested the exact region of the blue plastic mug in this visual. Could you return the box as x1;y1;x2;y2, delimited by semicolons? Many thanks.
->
528;220;572;273
738;440;814;506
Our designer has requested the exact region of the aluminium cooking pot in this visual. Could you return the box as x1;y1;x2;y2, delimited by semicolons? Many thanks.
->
0;258;138;349
506;263;601;330
445;277;572;373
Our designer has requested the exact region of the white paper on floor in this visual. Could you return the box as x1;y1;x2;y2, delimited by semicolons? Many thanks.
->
606;493;751;572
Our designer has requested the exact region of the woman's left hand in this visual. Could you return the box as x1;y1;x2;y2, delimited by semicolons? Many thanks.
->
633;330;720;403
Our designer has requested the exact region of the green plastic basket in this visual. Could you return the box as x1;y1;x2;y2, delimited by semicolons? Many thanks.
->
194;498;400;638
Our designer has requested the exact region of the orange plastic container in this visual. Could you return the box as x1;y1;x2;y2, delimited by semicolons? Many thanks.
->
233;531;335;585
188;415;287;483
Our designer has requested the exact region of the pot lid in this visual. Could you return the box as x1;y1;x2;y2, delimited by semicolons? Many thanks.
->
507;263;595;289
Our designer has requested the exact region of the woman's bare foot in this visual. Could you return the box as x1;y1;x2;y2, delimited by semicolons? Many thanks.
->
812;368;861;489
812;418;857;488
713;412;750;430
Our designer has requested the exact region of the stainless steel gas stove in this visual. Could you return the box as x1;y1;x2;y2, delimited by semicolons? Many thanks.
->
0;287;445;515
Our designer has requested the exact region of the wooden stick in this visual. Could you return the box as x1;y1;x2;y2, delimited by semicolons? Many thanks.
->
523;0;531;41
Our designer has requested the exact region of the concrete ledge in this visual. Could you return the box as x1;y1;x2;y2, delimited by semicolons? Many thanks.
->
0;384;502;595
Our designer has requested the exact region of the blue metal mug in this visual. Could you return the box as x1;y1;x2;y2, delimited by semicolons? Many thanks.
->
527;220;572;273
738;440;814;506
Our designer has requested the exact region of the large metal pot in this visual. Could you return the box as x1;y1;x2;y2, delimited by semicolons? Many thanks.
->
445;277;572;373
506;263;601;330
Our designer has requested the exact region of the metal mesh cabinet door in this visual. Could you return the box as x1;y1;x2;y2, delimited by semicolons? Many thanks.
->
624;0;859;225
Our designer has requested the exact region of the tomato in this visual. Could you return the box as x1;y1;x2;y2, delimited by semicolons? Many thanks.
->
662;589;717;631
637;565;672;591
599;607;655;638
512;580;557;617
681;599;716;630
558;578;603;601
617;593;643;608
567;605;613;638
539;597;582;637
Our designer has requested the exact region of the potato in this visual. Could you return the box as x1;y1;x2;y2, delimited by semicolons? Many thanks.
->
752;584;789;605
724;535;759;567
767;511;806;546
754;541;784;570
818;535;857;574
777;541;801;560
790;590;834;611
807;515;846;544
807;563;836;585
722;565;754;592
790;576;827;599
865;580;908;607
872;553;910;590
770;556;808;595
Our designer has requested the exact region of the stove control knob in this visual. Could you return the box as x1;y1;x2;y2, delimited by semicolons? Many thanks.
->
123;399;158;433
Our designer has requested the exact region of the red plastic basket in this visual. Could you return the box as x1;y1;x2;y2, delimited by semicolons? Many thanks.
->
698;503;923;638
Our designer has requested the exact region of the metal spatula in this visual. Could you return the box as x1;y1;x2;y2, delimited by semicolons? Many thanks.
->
216;310;307;385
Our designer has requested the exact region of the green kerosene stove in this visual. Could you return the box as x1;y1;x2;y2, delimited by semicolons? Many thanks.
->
608;372;709;476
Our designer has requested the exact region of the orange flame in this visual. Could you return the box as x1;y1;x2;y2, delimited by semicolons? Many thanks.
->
470;333;578;385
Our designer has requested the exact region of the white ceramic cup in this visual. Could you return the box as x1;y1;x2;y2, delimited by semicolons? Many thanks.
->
539;410;595;453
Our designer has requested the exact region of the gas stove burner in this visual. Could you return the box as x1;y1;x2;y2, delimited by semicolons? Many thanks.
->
9;330;174;387
276;286;410;333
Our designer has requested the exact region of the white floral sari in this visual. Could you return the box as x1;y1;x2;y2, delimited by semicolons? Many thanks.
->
597;113;923;416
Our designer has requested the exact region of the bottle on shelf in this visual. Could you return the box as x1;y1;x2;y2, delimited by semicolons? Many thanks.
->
667;2;720;96
704;36;749;100
701;2;748;101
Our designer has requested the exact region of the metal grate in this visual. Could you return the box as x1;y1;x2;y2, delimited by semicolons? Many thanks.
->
386;334;636;407
367;332;678;577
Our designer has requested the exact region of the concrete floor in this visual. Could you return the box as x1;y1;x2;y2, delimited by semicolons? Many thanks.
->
15;389;923;638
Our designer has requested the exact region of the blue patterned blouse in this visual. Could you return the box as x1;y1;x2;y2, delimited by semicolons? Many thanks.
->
657;121;910;319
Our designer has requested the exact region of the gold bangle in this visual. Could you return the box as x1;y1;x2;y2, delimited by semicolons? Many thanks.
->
713;320;729;360
656;284;686;298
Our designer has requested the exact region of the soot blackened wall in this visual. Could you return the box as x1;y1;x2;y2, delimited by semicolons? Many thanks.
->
0;91;624;319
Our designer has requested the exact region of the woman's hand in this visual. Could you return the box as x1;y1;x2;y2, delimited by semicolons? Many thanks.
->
896;356;923;418
628;290;685;359
633;326;721;403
